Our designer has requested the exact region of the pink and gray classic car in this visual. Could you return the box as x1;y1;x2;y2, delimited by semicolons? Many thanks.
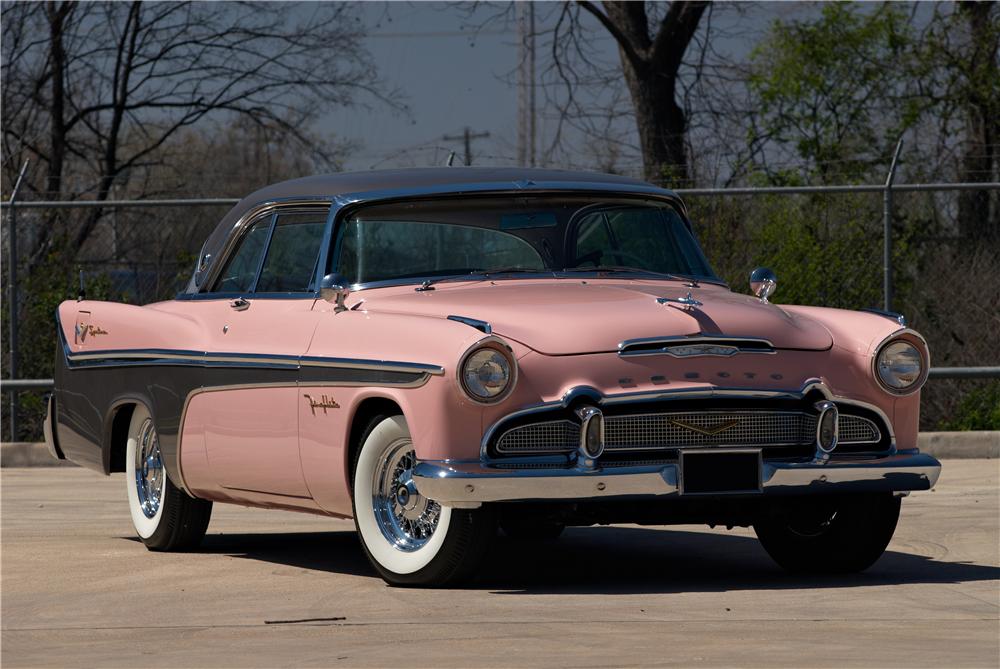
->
46;168;940;586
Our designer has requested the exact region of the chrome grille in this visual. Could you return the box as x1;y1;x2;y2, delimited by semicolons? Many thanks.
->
495;420;578;454
494;411;882;455
838;415;881;444
605;411;812;450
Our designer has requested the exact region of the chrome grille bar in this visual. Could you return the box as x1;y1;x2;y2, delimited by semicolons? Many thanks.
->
494;411;881;455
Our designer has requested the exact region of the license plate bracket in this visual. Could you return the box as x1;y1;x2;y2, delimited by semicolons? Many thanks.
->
680;449;762;495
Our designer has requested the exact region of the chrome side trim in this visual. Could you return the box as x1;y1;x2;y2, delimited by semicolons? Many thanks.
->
618;335;776;357
63;346;444;377
447;315;492;334
412;452;942;504
480;379;896;459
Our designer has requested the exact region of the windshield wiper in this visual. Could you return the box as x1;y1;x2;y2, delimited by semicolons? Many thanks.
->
475;267;552;277
559;265;691;281
415;268;544;291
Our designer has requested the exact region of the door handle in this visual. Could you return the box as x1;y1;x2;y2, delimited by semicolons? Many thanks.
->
230;297;250;311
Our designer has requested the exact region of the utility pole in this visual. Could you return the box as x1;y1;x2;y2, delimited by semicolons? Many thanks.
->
517;2;537;167
7;160;29;441
443;127;490;167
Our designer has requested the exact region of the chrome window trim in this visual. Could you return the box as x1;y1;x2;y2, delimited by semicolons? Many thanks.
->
198;198;335;294
618;335;776;357
247;211;279;294
342;271;728;294
479;379;896;459
871;328;930;397
322;182;728;292
176;291;319;301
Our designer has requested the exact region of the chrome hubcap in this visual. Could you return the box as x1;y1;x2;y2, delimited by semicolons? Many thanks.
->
372;440;441;552
134;418;164;518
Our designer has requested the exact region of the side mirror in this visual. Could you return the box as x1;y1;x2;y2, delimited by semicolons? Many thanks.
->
320;273;351;313
749;267;777;303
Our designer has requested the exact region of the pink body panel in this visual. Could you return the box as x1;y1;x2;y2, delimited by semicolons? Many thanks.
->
365;280;833;354
67;276;924;516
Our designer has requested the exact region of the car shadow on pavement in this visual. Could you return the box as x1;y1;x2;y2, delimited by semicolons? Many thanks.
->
148;525;1000;594
191;531;374;578
476;526;1000;595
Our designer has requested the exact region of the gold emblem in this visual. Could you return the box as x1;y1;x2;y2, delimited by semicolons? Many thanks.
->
75;323;108;342
669;418;739;436
303;393;340;415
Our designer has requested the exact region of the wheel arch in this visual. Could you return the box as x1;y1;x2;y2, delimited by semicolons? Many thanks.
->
102;395;153;475
346;396;404;490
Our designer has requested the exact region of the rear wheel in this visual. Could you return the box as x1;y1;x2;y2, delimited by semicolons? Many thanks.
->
351;414;496;587
754;493;900;573
125;404;212;551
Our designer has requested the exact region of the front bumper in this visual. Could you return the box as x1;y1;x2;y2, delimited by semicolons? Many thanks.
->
412;452;941;506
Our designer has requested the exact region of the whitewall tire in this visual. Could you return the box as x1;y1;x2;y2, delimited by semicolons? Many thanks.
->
124;404;212;551
351;414;496;586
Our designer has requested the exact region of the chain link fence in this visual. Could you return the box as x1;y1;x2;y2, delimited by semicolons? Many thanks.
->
2;181;999;441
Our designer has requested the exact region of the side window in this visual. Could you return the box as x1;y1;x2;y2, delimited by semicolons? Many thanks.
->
214;216;271;293
255;211;327;292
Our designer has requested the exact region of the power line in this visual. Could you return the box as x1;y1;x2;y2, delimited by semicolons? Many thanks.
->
442;127;491;167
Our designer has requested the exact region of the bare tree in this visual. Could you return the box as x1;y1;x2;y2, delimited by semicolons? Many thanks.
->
577;2;708;185
2;0;393;267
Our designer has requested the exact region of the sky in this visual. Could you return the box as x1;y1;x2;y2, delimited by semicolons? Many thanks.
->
320;2;816;174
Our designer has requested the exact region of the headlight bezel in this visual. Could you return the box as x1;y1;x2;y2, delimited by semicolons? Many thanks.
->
457;336;518;404
872;329;929;396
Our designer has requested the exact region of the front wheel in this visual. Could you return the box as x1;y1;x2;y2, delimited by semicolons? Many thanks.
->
351;414;496;587
753;493;900;573
125;404;212;551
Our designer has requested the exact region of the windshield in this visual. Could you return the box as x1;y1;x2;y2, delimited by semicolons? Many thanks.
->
331;196;717;285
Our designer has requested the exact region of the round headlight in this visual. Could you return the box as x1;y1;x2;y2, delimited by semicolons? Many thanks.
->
876;340;924;393
459;343;515;403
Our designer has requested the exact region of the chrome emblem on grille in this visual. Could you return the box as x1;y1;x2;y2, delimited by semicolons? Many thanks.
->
669;418;740;436
667;344;739;357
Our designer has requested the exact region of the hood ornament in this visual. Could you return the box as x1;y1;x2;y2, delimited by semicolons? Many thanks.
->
656;292;703;310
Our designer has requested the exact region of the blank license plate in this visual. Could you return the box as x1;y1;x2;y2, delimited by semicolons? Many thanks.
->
681;450;761;495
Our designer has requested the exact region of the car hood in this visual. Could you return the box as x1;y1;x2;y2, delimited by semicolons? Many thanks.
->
363;280;833;355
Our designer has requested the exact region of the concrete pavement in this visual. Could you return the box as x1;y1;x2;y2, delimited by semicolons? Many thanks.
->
2;461;998;668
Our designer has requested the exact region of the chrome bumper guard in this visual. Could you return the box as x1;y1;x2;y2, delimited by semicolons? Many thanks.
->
412;452;942;506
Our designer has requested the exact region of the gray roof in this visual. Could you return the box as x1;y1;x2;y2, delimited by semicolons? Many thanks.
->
190;167;669;292
246;167;649;204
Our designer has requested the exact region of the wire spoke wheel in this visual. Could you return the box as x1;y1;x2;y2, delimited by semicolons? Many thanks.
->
133;417;164;519
352;414;495;586
371;439;442;552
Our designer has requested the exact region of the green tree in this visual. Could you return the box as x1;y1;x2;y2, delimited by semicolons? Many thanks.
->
748;3;917;182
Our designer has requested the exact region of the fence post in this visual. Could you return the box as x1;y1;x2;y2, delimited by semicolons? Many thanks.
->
883;139;903;312
6;161;29;442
